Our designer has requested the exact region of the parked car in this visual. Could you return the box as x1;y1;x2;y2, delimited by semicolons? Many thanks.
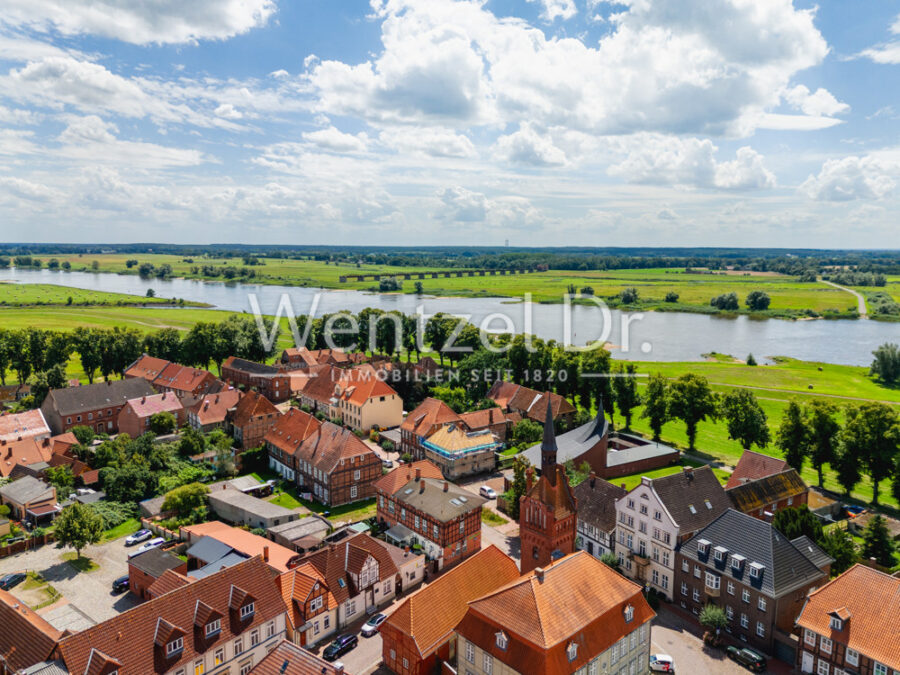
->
0;572;26;590
125;529;153;546
649;654;675;672
323;634;358;661
361;613;387;637
382;459;394;469
479;485;497;499
128;537;165;558
111;575;129;593
726;646;767;672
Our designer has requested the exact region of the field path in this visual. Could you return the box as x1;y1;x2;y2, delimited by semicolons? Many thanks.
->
821;279;868;318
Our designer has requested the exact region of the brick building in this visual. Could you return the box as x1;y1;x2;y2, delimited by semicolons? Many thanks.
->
726;449;790;489
128;547;188;600
229;390;280;450
188;388;243;432
153;362;220;399
726;468;809;521
486;380;576;426
222;356;292;403
117;391;185;438
0;587;62;675
41;378;156;434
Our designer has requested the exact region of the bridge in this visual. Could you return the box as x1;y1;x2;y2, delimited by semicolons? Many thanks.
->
339;268;538;283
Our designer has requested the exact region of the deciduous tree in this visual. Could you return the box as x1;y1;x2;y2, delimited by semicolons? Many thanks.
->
720;389;770;450
55;502;104;560
641;372;669;441
667;373;718;450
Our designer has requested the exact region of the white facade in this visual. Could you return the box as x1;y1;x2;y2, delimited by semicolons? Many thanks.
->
576;517;615;559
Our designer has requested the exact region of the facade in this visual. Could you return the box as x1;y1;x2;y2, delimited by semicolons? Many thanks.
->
222;356;292;403
376;469;485;569
486;380;576;426
55;557;288;675
380;545;520;675
795;563;900;675
519;400;578;574
266;408;382;507
726;468;809;521
574;472;627;559
128;547;188;600
675;509;830;656
40;378;156;434
333;367;403;431
117;392;185;438
614;465;731;600
0;476;57;522
456;551;656;675
229;390;281;450
419;423;501;479
0;588;63;675
188;389;243;432
208;486;300;529
0;409;51;444
400;398;463;458
726;450;790;489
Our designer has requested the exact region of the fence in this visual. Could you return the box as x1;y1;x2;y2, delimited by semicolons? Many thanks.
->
0;532;55;559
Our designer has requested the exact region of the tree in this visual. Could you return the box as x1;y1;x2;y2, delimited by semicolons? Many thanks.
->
100;462;157;502
776;400;809;472
7;330;31;385
819;527;858;576
667;373;718;450
619;287;639;304
512;418;543;445
72;327;102;384
772;506;823;542
664;291;679;303
641;372;669;441
832;439;861;497
861;515;895;567
70;425;96;446
611;363;640;429
54;502;103;559
870;342;900;384
599;552;620;571
699;604;728;631
506;455;530;520
161;482;209;518
745;290;771;311
143;327;183;363
0;331;10;386
414;281;424;294
431;386;469;413
841;402;900;505
149;411;177;435
719;389;770;450
178;426;207;457
30;364;67;407
45;465;75;499
710;292;739;310
806;400;840;488
746;353;757;366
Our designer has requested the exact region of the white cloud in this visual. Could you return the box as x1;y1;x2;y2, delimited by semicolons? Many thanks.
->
438;186;487;221
0;104;40;125
754;113;845;131
714;147;776;190
527;0;577;22
857;13;900;64
379;127;477;158
494;125;567;166
1;0;276;45
800;155;897;201
302;126;368;153
0;176;61;202
784;85;849;117
214;103;243;120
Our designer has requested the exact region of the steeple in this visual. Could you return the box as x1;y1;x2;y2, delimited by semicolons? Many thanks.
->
541;396;558;484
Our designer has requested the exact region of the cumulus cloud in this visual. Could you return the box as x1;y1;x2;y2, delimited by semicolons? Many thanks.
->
379;127;476;158
0;176;61;202
494;125;567;166
214;103;243;120
527;0;577;22
302;126;368;153
438;186;488;221
1;0;276;45
784;85;849;117
800;155;897;201
857;13;900;64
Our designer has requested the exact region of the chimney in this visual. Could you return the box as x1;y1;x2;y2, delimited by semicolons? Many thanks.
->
535;567;545;582
420;479;425;493
42;438;50;447
683;466;694;481
263;546;270;562
621;483;626;490
415;467;421;481
443;481;449;492
141;396;146;404
589;471;596;488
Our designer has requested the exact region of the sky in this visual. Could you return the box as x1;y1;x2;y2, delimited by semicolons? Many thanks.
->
0;0;898;248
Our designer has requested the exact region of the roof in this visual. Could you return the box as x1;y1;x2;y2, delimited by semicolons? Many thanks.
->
726;468;808;513
0;409;50;442
458;551;655;675
208;487;298;520
190;552;252;579
122;392;184;418
0;588;63;673
267;516;330;542
790;536;833;571
422;424;500;455
648;466;731;533
392;477;486;523
19;661;68;675
285;418;378;475
487;381;576;421
458;407;511;431
0;436;53;478
223;356;280;376
147;569;193;597
42;378;156;416
401;397;460;436
249;639;347;675
334;367;399;407
383;545;520;658
795;564;900;670
182;521;299;573
373;460;444;496
573;475;627;533
231;390;280;427
129;547;186;578
297;364;342;404
56;557;286;675
680;508;828;598
0;475;55;505
726;449;790;489
125;354;171;381
264;408;321;454
524;463;578;519
153;363;217;393
191;389;242;425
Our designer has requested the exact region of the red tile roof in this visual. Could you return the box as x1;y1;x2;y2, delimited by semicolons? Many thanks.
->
181;521;300;573
0;436;53;477
373;460;444;496
264;408;321;455
153;364;217;394
125;354;171;381
486;381;576;422
121;392;184;418
525;464;577;519
795;563;900;670
231;390;280;428
277;562;334;632
726;449;790;489
335;368;398;406
297;534;401;605
147;569;193;599
250;638;348;675
267;410;376;475
0;409;51;442
57;557;286;675
191;389;242;426
401;398;460;436
0;587;63;672
459;407;511;431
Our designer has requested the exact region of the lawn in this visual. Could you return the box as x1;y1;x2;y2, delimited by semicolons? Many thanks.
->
0;282;194;307
265;479;376;524
481;509;509;526
61;552;99;572
103;518;141;541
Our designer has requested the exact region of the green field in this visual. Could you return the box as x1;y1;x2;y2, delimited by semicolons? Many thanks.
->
0;282;194;307
31;254;858;317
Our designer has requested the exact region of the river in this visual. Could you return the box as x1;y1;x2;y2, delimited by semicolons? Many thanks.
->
1;268;895;366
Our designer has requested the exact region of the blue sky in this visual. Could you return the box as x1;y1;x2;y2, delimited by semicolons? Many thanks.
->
0;0;898;248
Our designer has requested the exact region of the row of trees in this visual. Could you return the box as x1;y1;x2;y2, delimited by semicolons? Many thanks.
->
709;290;771;311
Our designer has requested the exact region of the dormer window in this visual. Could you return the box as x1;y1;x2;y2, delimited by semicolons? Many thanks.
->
166;637;184;657
495;631;508;650
713;546;728;562
697;539;710;555
240;602;255;620
688;504;697;514
624;605;634;622
206;618;221;637
566;642;578;662
829;617;842;631
749;562;764;580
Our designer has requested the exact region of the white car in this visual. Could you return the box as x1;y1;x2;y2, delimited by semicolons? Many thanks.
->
128;537;165;558
360;613;387;637
479;485;497;499
125;529;153;546
649;654;675;672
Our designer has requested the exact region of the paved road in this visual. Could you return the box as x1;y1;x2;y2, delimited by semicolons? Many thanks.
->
0;536;139;623
821;279;868;318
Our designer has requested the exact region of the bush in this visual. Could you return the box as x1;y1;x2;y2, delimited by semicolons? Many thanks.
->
710;292;739;310
664;291;679;303
619;287;639;304
746;290;771;311
381;440;395;452
88;501;139;529
70;425;96;446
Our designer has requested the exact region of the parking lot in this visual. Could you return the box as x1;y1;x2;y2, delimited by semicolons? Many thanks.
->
0;535;140;623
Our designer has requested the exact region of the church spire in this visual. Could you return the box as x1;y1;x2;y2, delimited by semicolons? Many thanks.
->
541;396;558;484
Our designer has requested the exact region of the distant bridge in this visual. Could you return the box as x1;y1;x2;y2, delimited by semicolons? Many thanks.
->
339;268;538;283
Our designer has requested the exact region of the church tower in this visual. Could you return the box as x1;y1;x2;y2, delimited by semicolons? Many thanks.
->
519;398;578;573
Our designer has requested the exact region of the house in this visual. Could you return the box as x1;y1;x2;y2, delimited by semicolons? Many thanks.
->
267;515;331;554
0;409;51;443
208;485;300;530
0;436;53;479
55;556;288;675
0;476;57;523
333;367;403;431
182;521;302;574
40;378;157;434
456;551;656;675
615;465;731;600
675;508;830;656
248;639;349;675
280;348;358;369
125;353;172;383
377;466;485;569
117;392;185;438
574;472;627;559
278;533;422;646
726;450;790;489
229;390;280;451
374;461;445;505
188;389;243;432
418;423;501;479
521;406;679;480
458;407;513;442
129;547;188;600
519;401;577;574
266;409;382;507
400;398;462;458
153;363;221;400
380;545;520;675
222;357;292;403
0;588;63;675
726;468;809;521
486;380;576;426
795;563;899;675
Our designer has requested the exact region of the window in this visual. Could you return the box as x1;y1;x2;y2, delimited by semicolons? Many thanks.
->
805;629;817;646
567;642;578;662
194;660;205;675
346;599;356;615
250;629;259;647
661;574;669;590
817;661;830;675
323;615;330;629
240;602;255;619
662;551;670;567
725;606;734;620
496;631;508;649
383;580;391;594
872;663;887;675
694;566;701;578
727;581;735;595
234;638;243;655
205;619;221;637
682;559;689;572
433;524;439;538
214;649;224;666
749;563;764;579
652;569;659;585
820;636;832;654
845;649;859;666
829;616;842;631
483;653;493;674
460;520;465;533
654;510;662;521
350;485;358;499
390;649;396;662
627;499;634;509
239;662;252;675
756;622;765;638
681;582;688;596
624;605;634;622
167;637;184;657
465;640;475;663
692;588;700;602
403;658;409;669
354;469;361;480
705;572;720;590
740;613;749;629
758;597;767;612
742;589;750;603
310;596;323;612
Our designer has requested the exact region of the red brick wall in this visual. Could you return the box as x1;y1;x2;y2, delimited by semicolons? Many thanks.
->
128;559;187;600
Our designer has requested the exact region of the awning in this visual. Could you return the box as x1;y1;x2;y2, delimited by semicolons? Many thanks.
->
27;504;59;517
384;523;415;544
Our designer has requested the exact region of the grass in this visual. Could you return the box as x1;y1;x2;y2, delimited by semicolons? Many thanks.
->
481;509;509;526
103;518;141;541
21;572;61;609
264;479;376;524
269;492;305;510
614;459;732;491
61;552;99;572
0;282;198;307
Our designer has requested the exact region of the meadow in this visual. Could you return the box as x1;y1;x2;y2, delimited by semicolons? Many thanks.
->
0;282;190;307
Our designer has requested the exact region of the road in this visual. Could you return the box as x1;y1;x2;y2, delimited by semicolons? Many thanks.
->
821;279;868;318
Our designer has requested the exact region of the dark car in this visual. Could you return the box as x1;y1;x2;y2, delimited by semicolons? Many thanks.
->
322;634;358;661
111;575;129;593
0;573;26;590
726;646;767;672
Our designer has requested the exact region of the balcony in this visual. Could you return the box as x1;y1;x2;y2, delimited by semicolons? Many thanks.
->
705;583;720;597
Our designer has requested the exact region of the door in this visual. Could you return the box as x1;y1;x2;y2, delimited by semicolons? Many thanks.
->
800;651;814;673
